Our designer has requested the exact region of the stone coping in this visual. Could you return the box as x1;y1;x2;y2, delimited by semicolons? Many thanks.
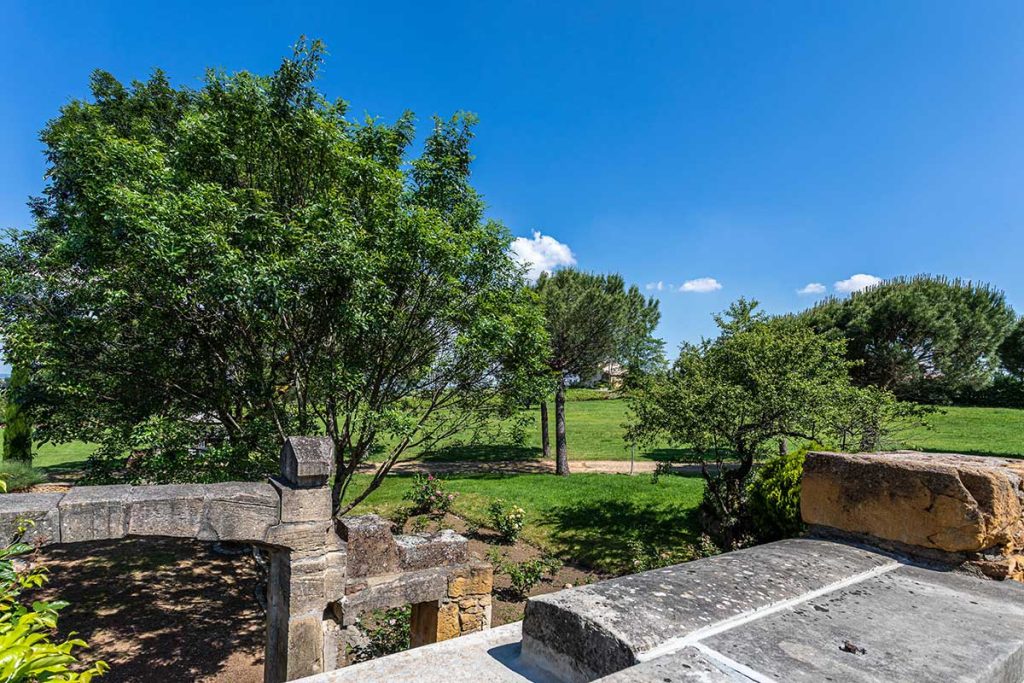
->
299;538;1024;683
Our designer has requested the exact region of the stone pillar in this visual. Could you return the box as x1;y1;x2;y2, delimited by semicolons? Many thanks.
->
409;560;493;647
264;436;338;683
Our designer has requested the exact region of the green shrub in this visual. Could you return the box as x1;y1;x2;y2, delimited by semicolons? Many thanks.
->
0;481;109;681
0;461;46;492
487;500;525;543
747;445;813;541
349;606;410;663
403;474;457;517
496;557;561;599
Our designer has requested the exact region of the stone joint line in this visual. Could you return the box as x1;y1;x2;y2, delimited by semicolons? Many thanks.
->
637;559;902;666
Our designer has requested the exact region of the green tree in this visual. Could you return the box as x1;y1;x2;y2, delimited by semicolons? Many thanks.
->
802;276;1016;402
999;317;1024;381
0;40;548;514
627;300;906;546
535;269;661;475
3;365;32;463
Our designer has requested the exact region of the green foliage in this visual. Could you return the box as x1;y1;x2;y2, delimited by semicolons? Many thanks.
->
487;499;525;543
349;606;410;663
535;270;661;472
536;270;663;383
494;556;561;600
403;474;457;517
747;445;813;541
803;276;1016;402
0;485;108;681
628;299;910;546
0;462;45;492
0;40;548;506
3;367;32;464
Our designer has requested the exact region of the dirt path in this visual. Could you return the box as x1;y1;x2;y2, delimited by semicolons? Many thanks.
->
357;459;719;475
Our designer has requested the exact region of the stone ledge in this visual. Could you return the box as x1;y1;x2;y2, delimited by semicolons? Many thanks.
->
0;492;64;545
801;451;1024;561
521;538;896;682
396;530;468;571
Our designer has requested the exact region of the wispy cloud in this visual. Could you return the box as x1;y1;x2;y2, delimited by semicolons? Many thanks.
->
834;273;882;294
510;231;576;282
797;282;826;295
645;281;665;292
680;277;722;293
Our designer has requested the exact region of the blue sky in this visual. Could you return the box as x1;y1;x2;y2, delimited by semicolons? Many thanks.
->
4;1;1024;367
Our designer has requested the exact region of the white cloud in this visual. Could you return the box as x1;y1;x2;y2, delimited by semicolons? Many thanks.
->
645;281;665;292
680;277;723;293
797;282;827;296
510;231;576;282
834;273;882;294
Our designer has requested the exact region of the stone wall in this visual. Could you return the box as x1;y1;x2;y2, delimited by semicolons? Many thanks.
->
0;437;492;682
801;450;1024;581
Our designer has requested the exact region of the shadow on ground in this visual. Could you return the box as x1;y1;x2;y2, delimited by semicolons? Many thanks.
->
35;537;264;682
540;499;702;574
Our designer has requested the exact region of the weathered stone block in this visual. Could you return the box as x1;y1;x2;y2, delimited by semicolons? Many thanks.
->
801;451;1024;553
198;482;279;543
340;568;449;625
127;484;205;538
521;538;895;682
287;555;329;615
265;520;332;556
280;436;334;488
0;492;62;545
396;529;468;571
324;547;348;601
339;514;399;577
59;485;130;543
271;478;332;523
448;561;493;598
459;608;485;633
436;601;461;641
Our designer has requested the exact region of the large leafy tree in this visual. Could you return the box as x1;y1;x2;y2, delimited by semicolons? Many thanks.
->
2;365;32;462
802;276;1015;402
627;300;907;546
999;317;1024;381
0;40;548;514
535;269;661;475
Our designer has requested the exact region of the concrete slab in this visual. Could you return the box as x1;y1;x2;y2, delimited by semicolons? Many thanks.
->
296;623;558;683
704;563;1024;682
521;538;897;682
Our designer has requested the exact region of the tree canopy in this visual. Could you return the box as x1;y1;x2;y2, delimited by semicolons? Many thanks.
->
0;40;548;513
627;299;909;545
801;275;1015;402
535;269;661;473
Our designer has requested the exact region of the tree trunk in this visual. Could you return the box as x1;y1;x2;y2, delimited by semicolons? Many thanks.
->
540;400;550;459
555;378;570;475
778;438;788;457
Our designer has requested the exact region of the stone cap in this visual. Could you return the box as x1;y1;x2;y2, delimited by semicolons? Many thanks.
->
281;436;336;488
801;450;1024;554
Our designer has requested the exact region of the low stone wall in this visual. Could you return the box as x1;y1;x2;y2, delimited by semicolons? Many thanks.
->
801;450;1024;580
0;437;492;682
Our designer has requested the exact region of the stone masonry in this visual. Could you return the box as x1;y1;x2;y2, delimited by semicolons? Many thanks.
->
802;450;1024;580
298;451;1024;683
0;437;492;682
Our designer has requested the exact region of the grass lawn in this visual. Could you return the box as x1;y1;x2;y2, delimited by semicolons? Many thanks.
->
409;399;1024;462
898;405;1024;458
2;402;1022;481
343;472;706;573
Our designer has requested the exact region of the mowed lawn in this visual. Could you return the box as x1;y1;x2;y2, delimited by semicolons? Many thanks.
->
342;472;706;573
3;401;1024;470
406;399;1024;462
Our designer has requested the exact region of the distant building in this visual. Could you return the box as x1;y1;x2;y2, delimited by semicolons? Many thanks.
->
580;361;626;390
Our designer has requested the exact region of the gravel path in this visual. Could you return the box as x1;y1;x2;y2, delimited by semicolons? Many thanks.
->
357;459;722;475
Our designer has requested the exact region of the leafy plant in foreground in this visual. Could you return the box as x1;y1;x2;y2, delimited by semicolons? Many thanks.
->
0;483;108;681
